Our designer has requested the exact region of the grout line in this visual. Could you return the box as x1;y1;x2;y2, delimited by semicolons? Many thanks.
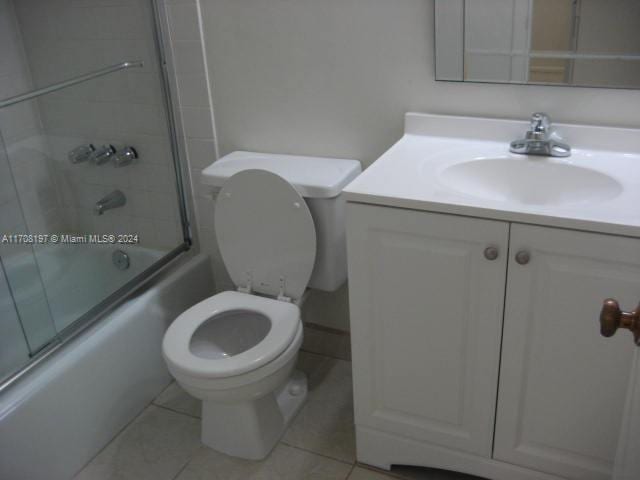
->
169;457;193;480
72;401;155;477
299;347;351;363
152;402;201;420
279;441;355;467
303;321;351;337
345;463;357;479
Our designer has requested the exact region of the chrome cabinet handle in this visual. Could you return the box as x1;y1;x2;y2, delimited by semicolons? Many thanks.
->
484;246;499;261
515;250;531;265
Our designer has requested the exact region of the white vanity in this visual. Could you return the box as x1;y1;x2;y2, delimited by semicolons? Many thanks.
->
344;113;640;480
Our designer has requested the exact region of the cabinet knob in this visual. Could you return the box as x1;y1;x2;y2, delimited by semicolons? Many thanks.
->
484;246;499;261
515;250;531;265
600;299;640;346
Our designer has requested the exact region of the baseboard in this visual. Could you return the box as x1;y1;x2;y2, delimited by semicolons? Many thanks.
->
356;426;563;480
301;321;351;361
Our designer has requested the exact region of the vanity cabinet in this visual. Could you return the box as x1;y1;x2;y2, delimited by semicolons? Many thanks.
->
494;224;639;480
347;204;640;480
346;203;509;456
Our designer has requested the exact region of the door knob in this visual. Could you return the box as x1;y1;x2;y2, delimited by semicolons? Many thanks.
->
600;299;640;346
515;250;531;265
484;246;499;261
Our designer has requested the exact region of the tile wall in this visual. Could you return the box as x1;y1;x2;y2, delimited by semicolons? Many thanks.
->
12;0;184;250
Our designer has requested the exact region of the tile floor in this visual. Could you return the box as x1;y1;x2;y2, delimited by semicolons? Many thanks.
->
75;351;483;480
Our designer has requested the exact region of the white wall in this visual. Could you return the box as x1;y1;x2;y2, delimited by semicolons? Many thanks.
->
197;0;640;334
200;0;640;168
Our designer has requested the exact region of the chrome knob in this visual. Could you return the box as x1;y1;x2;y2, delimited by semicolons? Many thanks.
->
92;145;116;165
68;144;95;164
484;246;499;261
515;250;531;265
112;147;138;167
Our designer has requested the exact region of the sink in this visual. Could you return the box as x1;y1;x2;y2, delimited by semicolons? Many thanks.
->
438;158;623;206
344;113;640;237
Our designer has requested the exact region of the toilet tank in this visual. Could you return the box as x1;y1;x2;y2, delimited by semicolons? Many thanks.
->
201;151;362;292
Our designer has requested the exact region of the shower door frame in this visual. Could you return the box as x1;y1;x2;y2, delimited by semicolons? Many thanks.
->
0;0;198;393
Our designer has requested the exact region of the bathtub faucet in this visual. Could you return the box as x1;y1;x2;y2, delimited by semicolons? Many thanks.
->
95;190;126;215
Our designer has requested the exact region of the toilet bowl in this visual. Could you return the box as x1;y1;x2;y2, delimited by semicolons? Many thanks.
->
162;152;361;460
163;291;307;459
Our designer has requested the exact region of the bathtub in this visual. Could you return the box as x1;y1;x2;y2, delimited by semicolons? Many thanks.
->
10;243;165;329
0;253;214;480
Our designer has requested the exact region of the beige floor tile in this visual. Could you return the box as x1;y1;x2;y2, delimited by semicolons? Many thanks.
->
154;381;201;418
74;405;201;480
283;351;356;463
176;443;353;480
348;466;398;480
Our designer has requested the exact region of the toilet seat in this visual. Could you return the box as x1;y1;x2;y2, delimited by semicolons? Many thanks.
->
214;169;317;302
163;291;301;380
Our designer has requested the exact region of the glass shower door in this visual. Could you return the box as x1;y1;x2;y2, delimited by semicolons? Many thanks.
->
0;0;190;387
0;128;58;383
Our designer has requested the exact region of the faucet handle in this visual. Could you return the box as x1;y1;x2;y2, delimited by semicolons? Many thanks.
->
530;112;551;133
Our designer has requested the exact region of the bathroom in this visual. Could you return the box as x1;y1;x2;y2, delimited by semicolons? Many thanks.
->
0;0;639;479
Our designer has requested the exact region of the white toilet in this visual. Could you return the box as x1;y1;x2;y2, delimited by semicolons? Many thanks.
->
162;151;361;460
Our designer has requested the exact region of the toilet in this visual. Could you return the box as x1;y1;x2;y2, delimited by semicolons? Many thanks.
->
162;151;361;460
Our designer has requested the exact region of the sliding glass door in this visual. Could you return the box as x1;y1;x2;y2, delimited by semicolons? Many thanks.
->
0;0;190;386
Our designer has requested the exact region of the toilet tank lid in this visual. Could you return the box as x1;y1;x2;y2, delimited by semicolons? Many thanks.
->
201;151;362;198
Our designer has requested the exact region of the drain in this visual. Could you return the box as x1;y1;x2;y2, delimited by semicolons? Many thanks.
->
112;249;130;270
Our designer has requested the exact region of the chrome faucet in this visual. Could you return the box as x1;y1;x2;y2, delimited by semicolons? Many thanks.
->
510;113;571;158
95;190;126;215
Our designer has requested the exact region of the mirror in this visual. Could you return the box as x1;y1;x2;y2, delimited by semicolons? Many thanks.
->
435;0;640;89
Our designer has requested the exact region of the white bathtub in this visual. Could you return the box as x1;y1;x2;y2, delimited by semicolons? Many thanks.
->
0;253;214;480
11;243;166;331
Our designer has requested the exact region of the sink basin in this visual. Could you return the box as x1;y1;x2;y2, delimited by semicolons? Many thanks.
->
438;158;623;206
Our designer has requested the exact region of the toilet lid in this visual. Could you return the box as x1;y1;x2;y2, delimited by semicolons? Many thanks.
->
214;169;317;301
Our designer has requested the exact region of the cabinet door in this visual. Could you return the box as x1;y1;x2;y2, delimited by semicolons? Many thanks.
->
347;204;509;457
495;224;640;480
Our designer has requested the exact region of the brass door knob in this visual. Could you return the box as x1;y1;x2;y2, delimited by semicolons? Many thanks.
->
600;299;640;346
515;250;531;265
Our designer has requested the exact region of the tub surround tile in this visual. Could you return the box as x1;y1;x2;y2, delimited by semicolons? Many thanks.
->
282;352;356;463
175;443;352;480
74;406;200;480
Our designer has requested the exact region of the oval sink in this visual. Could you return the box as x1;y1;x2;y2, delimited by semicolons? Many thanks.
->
438;158;622;206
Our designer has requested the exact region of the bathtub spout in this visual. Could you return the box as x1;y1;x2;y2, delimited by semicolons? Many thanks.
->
95;190;126;215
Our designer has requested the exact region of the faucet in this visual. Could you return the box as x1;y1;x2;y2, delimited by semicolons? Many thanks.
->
95;190;126;215
510;113;571;158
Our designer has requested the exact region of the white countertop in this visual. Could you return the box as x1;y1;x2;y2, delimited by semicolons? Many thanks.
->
344;113;640;238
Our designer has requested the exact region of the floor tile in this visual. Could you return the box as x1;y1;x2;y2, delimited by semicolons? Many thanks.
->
74;405;201;480
348;466;397;480
175;443;353;480
154;381;201;418
283;351;356;463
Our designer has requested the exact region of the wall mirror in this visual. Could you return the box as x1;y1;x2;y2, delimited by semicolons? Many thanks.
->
435;0;640;89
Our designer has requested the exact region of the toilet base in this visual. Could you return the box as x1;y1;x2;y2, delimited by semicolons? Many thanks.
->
201;370;308;460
